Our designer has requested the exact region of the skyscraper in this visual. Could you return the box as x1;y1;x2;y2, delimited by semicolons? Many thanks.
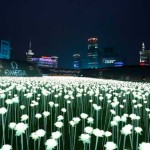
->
26;41;34;62
87;38;99;68
139;43;150;65
73;54;81;69
0;40;11;59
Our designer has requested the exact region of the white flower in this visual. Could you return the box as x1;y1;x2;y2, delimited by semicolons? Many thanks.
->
104;141;117;150
84;126;93;134
110;109;116;115
121;124;133;136
93;104;101;111
54;121;63;128
21;114;29;121
69;120;76;127
14;123;28;136
119;105;124;108
80;113;88;119
73;117;81;124
12;97;19;103
110;121;118;127
20;105;25;110
54;103;59;107
136;116;141;120
87;117;94;124
0;107;7;115
93;128;104;137
51;131;62;139
35;113;42;119
61;108;67;113
113;116;121;122
45;139;58;150
134;127;143;134
9;122;16;130
36;129;46;137
120;116;127;122
0;144;12;150
57;115;64;121
30;132;39;141
5;99;13;105
79;133;91;144
129;114;137;120
49;102;54;107
42;111;50;117
104;131;112;137
139;142;150;150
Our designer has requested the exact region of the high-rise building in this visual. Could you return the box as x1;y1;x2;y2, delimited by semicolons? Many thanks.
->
87;38;99;68
0;40;11;59
73;54;81;69
26;41;34;62
139;43;150;65
32;56;58;68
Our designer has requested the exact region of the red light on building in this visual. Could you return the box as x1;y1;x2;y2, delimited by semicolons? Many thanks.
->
88;38;98;43
140;62;146;66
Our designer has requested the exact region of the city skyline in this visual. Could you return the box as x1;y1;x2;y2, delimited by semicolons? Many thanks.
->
0;0;150;68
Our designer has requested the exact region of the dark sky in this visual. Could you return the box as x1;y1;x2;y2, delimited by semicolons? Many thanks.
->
0;0;150;68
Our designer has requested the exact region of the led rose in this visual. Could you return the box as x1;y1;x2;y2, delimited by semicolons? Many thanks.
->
5;99;13;105
113;116;121;122
139;142;150;150
0;144;12;150
54;121;63;128
110;109;116;115
80;113;88;119
45;138;58;150
104;141;117;150
84;126;93;134
57;115;64;121
49;102;54;107
61;108;67;113
20;105;25;110
134;127;143;134
104;131;112;137
14;123;28;136
73;117;81;124
51;131;62;139
121;124;133;136
36;129;46;137
93;128;104;137
110;121;118;127
35;113;42;119
21;114;29;121
30;132;39;141
42;111;50;117
0;107;7;115
79;133;91;144
87;117;94;124
9;122;16;130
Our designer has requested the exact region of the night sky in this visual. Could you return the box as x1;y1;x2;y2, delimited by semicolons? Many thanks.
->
0;0;150;68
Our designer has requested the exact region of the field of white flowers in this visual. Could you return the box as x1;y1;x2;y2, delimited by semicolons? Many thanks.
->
0;76;150;150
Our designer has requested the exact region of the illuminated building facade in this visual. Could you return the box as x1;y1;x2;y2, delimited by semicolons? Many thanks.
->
139;43;150;65
87;38;100;68
0;40;11;59
32;56;58;68
26;41;34;62
73;54;81;69
101;47;123;67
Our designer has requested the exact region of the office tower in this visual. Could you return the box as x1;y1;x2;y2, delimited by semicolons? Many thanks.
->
139;43;150;65
32;56;58;68
87;38;99;68
0;40;11;59
26;41;34;62
73;54;81;69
